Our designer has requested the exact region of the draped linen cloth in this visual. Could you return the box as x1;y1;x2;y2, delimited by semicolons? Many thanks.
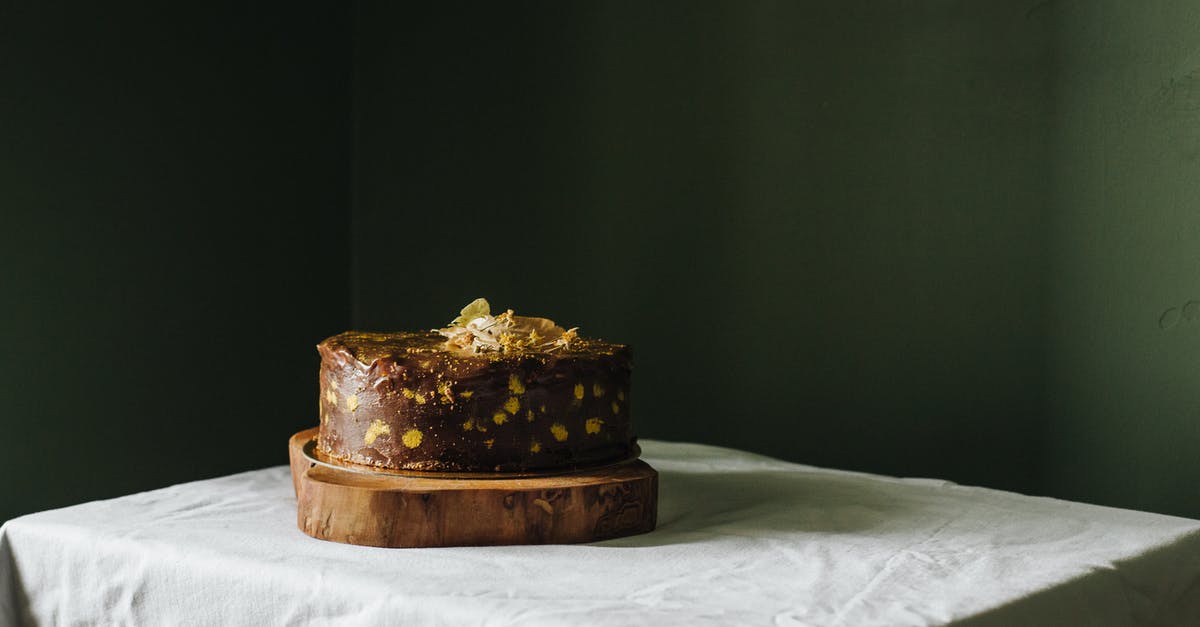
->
2;440;1198;626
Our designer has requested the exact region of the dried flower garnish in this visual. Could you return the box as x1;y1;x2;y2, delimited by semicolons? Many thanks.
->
436;298;578;353
553;327;578;351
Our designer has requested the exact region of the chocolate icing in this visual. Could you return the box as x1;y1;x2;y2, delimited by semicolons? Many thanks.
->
316;331;634;472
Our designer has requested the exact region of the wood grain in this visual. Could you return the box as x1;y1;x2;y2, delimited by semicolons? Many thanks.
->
288;428;657;548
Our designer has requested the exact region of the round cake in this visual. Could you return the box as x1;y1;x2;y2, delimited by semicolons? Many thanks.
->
316;300;634;472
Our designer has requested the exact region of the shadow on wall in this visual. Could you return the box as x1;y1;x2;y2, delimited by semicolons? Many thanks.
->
0;3;352;523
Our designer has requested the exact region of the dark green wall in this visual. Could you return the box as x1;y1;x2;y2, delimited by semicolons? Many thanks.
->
353;1;1053;494
5;1;1200;523
1043;1;1200;517
0;4;351;523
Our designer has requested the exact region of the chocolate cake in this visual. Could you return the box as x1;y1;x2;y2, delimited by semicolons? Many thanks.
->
316;299;634;472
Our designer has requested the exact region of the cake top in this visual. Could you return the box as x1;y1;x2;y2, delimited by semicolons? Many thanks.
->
319;299;629;367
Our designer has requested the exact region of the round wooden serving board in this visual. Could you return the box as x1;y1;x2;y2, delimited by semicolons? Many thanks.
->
288;428;658;548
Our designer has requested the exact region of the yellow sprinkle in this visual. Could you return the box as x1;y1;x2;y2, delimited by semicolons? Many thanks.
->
347;394;359;412
413;391;427;405
585;417;604;434
573;383;585;400
530;440;542;453
462;418;475;431
526;409;535;422
460;390;474;399
611;401;620;414
484;438;495;449
593;383;605;397
401;388;415;399
325;388;338;407
402;429;423;448
617;389;625;401
508;374;526;395
493;412;508;425
550;423;568;442
364;420;390;445
437;381;454;403
504;396;521;414
476;422;488;432
540;405;547;413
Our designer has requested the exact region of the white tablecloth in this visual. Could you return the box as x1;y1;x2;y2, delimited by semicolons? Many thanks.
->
2;440;1199;626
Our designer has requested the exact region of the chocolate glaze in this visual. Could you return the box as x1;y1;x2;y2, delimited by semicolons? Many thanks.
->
316;331;634;472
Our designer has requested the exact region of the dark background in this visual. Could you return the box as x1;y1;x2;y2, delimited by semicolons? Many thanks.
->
3;1;1199;523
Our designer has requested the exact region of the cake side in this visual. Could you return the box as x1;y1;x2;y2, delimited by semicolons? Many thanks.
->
316;331;634;472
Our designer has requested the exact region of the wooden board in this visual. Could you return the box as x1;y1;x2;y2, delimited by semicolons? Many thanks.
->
288;428;658;548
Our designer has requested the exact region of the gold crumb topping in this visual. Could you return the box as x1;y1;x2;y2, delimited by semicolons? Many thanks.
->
437;381;454;404
508;374;526;395
364;420;390;446
402;429;423;448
